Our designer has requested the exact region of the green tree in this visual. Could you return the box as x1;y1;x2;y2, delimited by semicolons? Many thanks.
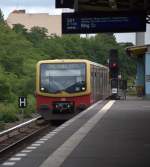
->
27;26;48;46
12;24;27;36
0;67;11;101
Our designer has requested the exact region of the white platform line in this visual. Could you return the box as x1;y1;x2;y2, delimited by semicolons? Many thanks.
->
40;100;115;167
40;138;49;141
9;157;21;161
26;146;37;149
49;132;57;134
44;134;54;137
15;153;27;157
46;134;55;137
21;149;32;153
2;162;16;166
35;141;45;144
31;143;41;147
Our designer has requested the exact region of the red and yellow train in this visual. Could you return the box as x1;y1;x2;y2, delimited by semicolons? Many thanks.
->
36;59;110;120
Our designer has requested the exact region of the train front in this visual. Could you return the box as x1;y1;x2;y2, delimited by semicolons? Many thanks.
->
36;60;91;120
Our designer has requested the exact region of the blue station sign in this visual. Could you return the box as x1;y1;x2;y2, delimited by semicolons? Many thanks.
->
62;11;146;34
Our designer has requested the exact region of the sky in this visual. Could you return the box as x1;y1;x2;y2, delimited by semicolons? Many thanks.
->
0;0;149;45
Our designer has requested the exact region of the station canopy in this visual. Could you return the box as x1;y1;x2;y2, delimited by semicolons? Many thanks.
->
56;0;150;15
126;45;150;57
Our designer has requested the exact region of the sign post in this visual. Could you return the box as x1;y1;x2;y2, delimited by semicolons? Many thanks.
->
18;97;27;120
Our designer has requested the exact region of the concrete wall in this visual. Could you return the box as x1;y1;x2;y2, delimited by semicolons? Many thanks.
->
7;10;62;36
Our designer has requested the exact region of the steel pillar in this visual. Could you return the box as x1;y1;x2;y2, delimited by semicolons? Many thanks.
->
136;57;145;96
135;32;145;96
145;48;150;98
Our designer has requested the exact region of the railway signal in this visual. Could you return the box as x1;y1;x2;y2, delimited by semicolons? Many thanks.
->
109;49;119;79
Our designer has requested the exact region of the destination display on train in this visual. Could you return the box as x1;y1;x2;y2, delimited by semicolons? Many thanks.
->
62;11;146;33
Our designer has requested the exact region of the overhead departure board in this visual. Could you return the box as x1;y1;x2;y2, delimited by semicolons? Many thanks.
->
62;11;146;34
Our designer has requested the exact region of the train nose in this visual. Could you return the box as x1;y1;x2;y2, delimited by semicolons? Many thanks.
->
53;102;74;113
77;104;87;111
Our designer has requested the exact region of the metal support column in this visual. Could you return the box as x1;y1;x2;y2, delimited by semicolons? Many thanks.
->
145;47;150;98
136;57;145;96
135;32;145;96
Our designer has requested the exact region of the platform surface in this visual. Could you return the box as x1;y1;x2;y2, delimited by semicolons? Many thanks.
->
1;96;150;167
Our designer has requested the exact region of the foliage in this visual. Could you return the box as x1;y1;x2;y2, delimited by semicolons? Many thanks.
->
0;11;136;123
0;103;19;123
23;95;36;118
26;26;48;47
12;24;28;36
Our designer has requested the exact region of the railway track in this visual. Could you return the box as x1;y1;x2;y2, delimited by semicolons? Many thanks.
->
0;116;53;162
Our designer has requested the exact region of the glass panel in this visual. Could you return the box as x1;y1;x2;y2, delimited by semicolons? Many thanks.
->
40;63;86;93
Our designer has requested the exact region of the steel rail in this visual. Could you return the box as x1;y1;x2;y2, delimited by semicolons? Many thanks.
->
0;123;48;154
0;116;41;138
0;116;51;159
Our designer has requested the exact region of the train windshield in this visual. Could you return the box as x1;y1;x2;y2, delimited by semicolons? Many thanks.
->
40;63;86;93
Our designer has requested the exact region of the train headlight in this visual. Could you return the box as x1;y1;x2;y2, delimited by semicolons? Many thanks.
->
41;87;45;91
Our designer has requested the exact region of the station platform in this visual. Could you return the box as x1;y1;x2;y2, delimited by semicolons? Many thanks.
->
1;96;150;167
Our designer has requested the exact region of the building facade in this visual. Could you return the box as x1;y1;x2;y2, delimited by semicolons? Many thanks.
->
7;10;62;36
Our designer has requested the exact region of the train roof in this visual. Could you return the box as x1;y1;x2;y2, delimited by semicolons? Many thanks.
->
37;59;108;69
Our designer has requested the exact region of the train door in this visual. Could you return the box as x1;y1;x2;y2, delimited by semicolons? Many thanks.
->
104;69;107;98
95;67;98;101
103;69;106;98
106;69;110;97
93;67;97;102
90;65;94;103
98;68;101;100
102;69;104;98
99;68;103;99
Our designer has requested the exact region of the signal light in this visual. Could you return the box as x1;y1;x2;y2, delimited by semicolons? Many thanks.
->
109;49;119;79
110;63;117;68
112;63;116;67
